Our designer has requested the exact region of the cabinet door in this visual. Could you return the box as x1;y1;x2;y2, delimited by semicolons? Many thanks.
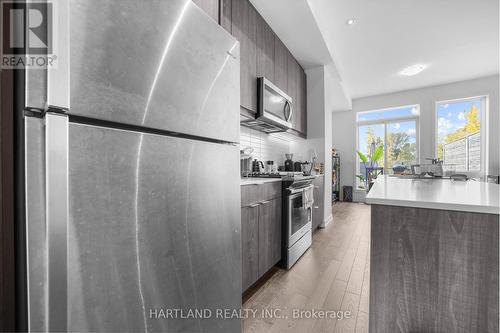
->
220;0;232;33
232;0;257;113
192;0;219;23
256;15;274;82
287;52;299;130
258;198;282;276
274;36;288;92
299;69;307;135
241;205;259;291
312;177;324;230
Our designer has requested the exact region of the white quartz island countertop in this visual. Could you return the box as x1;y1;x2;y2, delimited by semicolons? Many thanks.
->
366;175;500;214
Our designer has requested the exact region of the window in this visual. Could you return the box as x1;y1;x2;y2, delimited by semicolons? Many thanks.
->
356;105;419;189
436;96;487;175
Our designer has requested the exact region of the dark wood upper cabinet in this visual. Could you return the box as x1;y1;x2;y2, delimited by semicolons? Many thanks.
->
231;0;258;113
192;0;219;23
256;15;275;82
218;0;307;137
220;0;232;33
273;36;288;93
287;51;299;130
300;69;307;135
241;204;259;291
294;64;307;135
286;52;307;136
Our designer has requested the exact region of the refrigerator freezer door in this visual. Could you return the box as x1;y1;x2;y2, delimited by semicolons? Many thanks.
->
66;123;241;332
67;0;240;143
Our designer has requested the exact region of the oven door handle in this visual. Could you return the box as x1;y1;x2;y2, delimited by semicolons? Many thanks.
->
288;184;313;194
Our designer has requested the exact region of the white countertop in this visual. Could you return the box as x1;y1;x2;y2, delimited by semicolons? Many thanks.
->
240;178;282;185
240;173;323;186
366;175;500;214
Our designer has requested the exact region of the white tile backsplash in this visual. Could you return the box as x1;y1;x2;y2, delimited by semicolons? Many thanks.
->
240;126;290;166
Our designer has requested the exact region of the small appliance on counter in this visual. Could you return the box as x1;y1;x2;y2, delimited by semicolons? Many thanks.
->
240;147;253;177
294;161;302;172
265;160;276;173
301;161;313;176
285;154;294;171
252;159;265;173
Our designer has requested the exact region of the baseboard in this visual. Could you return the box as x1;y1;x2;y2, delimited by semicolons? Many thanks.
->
320;214;333;228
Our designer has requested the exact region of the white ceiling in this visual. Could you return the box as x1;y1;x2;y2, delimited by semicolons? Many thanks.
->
252;0;499;101
308;0;499;99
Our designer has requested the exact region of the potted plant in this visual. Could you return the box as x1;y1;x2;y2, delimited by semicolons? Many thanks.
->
356;144;384;191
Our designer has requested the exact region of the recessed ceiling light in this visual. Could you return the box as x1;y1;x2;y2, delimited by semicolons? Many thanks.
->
346;18;357;25
400;64;427;76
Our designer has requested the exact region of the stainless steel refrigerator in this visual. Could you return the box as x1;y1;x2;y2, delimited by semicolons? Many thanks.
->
22;0;241;332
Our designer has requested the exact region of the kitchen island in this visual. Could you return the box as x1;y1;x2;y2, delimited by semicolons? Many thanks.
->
366;176;499;333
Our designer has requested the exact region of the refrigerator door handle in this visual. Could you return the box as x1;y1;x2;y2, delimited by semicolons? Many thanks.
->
47;0;70;112
45;112;69;331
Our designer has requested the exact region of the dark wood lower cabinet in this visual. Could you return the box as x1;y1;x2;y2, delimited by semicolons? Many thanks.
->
258;198;281;276
241;184;282;292
370;204;499;333
241;205;259;291
312;175;324;230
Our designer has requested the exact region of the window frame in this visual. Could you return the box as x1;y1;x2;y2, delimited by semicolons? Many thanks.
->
356;105;421;189
434;95;488;178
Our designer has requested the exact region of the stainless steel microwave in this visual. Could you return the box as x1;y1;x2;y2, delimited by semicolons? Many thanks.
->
254;77;292;131
258;77;293;128
240;77;293;133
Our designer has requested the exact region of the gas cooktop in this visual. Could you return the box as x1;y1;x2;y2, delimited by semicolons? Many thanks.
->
246;171;305;177
244;172;316;180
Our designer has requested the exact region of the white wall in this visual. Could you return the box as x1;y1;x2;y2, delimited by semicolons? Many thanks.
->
331;110;357;199
240;126;290;164
323;69;334;221
291;65;334;225
332;75;499;201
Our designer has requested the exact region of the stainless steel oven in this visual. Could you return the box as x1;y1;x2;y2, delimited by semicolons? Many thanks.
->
284;182;313;269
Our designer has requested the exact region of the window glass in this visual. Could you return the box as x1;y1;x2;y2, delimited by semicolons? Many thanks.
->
357;124;385;189
436;97;484;172
386;120;418;174
356;105;419;189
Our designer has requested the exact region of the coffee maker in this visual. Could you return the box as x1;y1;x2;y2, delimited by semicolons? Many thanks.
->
284;154;294;171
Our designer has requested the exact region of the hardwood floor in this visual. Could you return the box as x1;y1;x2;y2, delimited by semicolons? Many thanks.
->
243;202;371;333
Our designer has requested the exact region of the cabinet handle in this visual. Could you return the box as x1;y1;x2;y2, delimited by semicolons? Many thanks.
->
314;206;319;209
260;200;271;205
248;203;260;208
